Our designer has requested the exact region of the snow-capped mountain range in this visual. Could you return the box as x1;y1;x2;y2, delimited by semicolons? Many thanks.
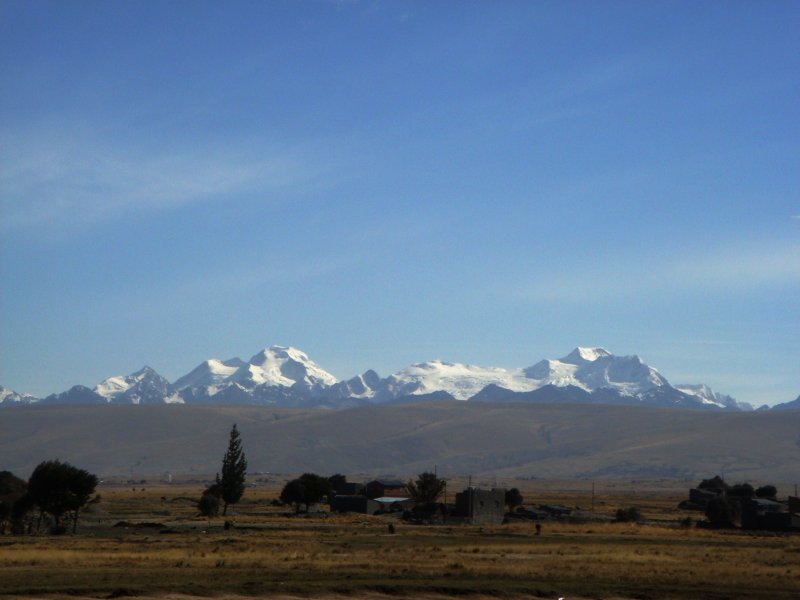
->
2;345;789;411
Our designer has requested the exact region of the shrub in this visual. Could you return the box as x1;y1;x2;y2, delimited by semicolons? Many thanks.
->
705;496;738;528
615;507;643;523
198;492;220;517
755;485;777;499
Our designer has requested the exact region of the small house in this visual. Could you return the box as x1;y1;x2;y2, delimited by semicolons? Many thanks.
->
330;495;381;515
366;479;407;499
453;487;506;525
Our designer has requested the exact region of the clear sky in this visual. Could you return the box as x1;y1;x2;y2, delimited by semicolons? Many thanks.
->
1;0;798;406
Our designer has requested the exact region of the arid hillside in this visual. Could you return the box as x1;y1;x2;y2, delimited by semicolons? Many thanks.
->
2;402;798;480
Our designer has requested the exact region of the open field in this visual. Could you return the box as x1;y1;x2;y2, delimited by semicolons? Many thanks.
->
2;481;799;600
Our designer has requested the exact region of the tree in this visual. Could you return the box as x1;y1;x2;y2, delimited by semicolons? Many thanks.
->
328;473;348;495
755;485;777;499
198;491;221;517
26;460;98;533
197;474;222;517
0;471;28;534
218;424;248;516
279;473;332;513
705;495;738;528
698;475;729;494
505;487;524;512
728;483;755;499
406;472;445;504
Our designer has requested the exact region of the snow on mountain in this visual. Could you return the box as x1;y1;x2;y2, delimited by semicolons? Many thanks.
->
381;360;536;401
332;370;383;399
0;385;38;405
171;358;246;393
231;346;339;390
675;384;753;411
521;347;667;397
356;347;669;403
94;366;171;404
561;346;613;364
1;344;749;411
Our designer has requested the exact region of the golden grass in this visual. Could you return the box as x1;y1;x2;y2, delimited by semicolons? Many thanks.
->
1;482;798;600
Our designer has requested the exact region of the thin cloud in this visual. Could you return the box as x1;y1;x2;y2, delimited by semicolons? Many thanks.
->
515;239;800;304
0;126;342;234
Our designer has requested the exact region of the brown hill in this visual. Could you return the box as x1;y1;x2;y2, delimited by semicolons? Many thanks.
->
2;402;798;480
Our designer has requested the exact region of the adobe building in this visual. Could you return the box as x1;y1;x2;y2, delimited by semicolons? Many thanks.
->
453;487;506;525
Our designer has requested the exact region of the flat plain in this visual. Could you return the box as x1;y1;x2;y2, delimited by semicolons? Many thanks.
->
1;478;798;600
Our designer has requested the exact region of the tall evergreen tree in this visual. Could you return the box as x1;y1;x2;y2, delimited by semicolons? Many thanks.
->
219;424;247;516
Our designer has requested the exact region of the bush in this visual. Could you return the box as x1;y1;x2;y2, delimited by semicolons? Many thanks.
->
505;488;524;511
728;483;755;499
198;492;220;517
755;485;777;499
705;496;738;528
615;507;643;523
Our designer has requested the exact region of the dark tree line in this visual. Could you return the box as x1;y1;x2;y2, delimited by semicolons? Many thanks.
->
0;460;98;534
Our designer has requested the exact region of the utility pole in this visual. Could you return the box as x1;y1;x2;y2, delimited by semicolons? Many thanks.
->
591;481;595;512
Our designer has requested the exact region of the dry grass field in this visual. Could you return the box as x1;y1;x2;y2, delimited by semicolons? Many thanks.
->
1;479;798;600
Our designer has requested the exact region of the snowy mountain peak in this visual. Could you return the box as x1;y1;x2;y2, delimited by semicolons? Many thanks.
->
94;366;171;404
562;347;612;364
0;385;38;405
171;357;245;392
0;345;750;411
675;383;753;411
241;345;338;389
386;359;533;401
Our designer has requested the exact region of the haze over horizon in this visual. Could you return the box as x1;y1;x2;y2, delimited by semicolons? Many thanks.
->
1;1;798;406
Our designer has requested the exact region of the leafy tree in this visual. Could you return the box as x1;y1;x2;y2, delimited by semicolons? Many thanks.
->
755;485;777;499
505;487;524;511
698;475;729;494
279;473;332;513
196;474;222;517
280;479;306;513
218;424;248;516
198;491;221;517
728;483;755;499
26;460;98;533
705;496;738;528
0;471;28;534
328;473;348;495
406;472;445;504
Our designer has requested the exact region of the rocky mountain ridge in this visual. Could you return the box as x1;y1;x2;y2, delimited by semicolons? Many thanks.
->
2;345;792;411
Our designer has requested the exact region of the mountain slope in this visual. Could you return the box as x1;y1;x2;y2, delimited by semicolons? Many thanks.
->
0;385;38;405
771;395;800;411
95;366;172;404
2;402;798;481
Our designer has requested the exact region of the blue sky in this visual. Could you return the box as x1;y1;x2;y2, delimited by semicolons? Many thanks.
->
1;0;798;406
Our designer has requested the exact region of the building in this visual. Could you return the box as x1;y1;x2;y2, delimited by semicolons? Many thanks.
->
365;479;407;499
741;498;800;531
330;495;381;515
453;487;506;525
